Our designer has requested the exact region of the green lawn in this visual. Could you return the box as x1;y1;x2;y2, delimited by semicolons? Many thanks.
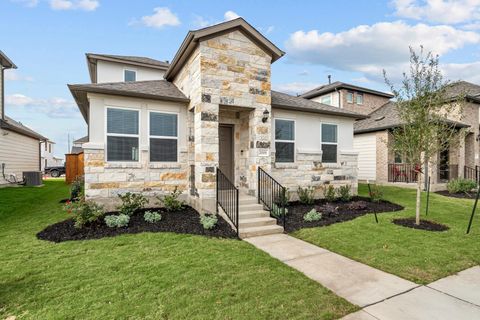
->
0;180;356;320
293;184;480;284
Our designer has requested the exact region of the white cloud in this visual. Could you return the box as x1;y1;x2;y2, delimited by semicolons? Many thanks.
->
286;21;480;81
5;94;80;119
137;7;181;29
224;10;240;21
273;82;321;95
10;0;38;7
443;61;480;83
298;70;309;76
192;14;210;28
393;0;480;25
49;0;99;11
4;70;34;82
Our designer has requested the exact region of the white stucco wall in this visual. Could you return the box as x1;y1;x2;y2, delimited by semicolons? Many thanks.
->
40;141;57;170
311;91;340;108
353;132;377;181
96;61;165;83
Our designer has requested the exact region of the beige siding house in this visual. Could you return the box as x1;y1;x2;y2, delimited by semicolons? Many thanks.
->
1;51;46;185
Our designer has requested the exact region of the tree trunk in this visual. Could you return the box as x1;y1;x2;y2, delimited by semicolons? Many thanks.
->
415;175;422;225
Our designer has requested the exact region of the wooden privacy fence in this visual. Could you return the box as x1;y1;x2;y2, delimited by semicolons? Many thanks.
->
65;152;84;184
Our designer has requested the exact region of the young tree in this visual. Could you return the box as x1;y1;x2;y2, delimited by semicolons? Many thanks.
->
384;47;466;225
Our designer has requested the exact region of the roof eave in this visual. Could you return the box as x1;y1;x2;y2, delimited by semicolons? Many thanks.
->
86;54;169;72
302;85;394;100
272;103;367;120
0;50;17;69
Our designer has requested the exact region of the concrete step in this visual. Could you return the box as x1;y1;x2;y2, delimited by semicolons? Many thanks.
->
239;216;277;228
239;203;265;212
239;209;271;219
239;224;284;238
239;198;258;205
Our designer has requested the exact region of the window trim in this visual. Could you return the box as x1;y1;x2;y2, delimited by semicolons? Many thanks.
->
124;68;137;82
346;91;354;104
320;122;338;164
105;106;140;163
320;94;332;105
274;117;296;163
356;93;364;105
148;110;180;163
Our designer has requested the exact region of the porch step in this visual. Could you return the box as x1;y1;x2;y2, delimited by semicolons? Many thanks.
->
239;209;270;219
239;224;284;239
238;203;265;212
239;216;277;228
239;197;258;205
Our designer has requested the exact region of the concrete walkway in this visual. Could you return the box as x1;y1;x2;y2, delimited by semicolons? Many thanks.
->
245;234;480;320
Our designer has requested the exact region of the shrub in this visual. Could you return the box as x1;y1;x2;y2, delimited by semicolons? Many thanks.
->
324;185;336;202
303;209;322;222
157;187;185;212
105;214;130;228
368;184;384;203
70;176;84;201
347;201;368;211
447;178;476;194
297;186;315;205
200;214;218;230
117;192;148;216
144;211;162;223
64;198;104;229
337;185;352;202
317;204;338;217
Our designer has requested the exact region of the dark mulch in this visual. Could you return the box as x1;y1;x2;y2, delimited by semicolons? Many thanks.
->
282;196;404;233
37;206;237;243
392;218;449;232
59;198;70;204
435;190;477;199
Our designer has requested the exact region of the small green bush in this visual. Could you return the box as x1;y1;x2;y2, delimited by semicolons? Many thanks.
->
105;214;130;228
447;178;476;194
157;187;185;212
271;203;288;218
144;211;162;223
200;214;218;230
70;176;84;201
368;184;383;203
303;209;322;222
117;192;148;216
64;198;104;229
337;185;352;202
297;186;315;205
324;185;336;202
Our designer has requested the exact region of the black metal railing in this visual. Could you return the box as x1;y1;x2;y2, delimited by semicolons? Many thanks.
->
388;163;419;183
438;164;459;182
464;165;479;184
258;167;287;229
216;167;239;236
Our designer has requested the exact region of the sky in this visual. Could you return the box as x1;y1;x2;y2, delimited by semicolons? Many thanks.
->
2;0;480;158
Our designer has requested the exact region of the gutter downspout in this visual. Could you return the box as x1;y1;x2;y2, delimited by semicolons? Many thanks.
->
1;66;4;120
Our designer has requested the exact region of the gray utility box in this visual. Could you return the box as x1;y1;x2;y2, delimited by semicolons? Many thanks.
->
23;171;43;186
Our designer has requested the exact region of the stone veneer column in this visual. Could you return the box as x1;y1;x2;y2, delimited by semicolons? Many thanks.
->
248;107;272;194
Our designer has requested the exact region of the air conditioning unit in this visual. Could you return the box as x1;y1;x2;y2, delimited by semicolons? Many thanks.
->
23;171;43;186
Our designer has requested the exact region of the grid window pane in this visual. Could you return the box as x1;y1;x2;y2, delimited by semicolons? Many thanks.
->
150;138;177;162
275;142;294;163
322;144;337;163
346;91;353;103
124;70;136;82
107;108;139;135
150;113;177;137
322;124;337;143
356;94;363;104
321;95;332;105
107;136;139;161
275;119;294;140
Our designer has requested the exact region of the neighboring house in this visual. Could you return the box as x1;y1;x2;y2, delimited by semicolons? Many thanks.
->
0;51;46;185
71;135;88;154
69;18;364;235
351;80;480;191
41;140;63;170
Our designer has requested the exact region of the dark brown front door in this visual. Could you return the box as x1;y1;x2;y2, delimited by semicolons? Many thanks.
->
219;125;234;182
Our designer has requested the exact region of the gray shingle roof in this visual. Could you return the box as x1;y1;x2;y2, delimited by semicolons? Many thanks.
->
0;50;17;69
445;81;480;101
300;81;394;99
271;90;367;119
87;54;170;69
73;135;88;144
0;116;46;140
70;146;83;154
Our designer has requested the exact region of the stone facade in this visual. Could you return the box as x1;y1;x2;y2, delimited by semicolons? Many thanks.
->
340;89;390;115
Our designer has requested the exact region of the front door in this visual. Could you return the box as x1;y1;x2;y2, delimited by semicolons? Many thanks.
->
219;125;234;182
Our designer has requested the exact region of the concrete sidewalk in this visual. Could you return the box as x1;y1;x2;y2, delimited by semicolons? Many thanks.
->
245;234;480;320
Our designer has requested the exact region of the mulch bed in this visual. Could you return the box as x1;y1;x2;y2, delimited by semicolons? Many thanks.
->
435;190;477;199
37;206;237;243
282;196;404;233
392;218;449;232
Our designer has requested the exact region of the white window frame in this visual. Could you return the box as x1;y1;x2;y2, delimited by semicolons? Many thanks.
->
346;91;354;104
274;118;296;163
105;106;140;162
148;110;180;163
356;93;364;105
320;94;332;105
124;68;137;82
320;122;338;164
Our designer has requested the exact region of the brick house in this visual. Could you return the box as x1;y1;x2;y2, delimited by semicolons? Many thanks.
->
69;18;365;237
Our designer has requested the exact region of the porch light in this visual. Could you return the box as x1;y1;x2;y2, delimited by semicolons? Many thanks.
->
262;108;270;123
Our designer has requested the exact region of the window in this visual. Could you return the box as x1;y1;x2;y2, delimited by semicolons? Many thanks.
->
346;91;354;103
356;93;363;105
106;108;139;161
394;153;403;163
321;124;338;163
48;143;51;153
320;94;332;105
149;112;178;162
124;70;136;82
275;119;295;163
